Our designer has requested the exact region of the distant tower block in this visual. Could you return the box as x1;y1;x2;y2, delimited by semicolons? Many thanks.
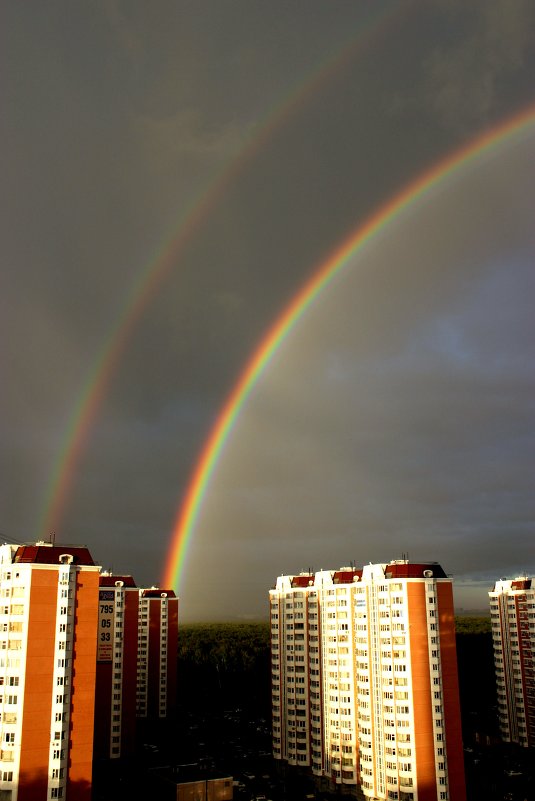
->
94;573;140;761
136;588;178;726
489;576;535;747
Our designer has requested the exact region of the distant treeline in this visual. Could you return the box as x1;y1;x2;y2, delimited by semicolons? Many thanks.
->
454;617;495;738
178;622;270;671
454;616;491;634
176;618;492;721
178;616;489;657
177;623;271;713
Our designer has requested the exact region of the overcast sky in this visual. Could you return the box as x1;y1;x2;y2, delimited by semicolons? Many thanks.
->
2;1;534;620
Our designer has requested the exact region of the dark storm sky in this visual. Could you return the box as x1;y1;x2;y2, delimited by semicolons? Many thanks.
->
2;1;534;619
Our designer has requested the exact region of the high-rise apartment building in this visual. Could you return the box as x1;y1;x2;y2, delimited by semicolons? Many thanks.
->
0;540;180;799
94;579;180;756
270;560;466;801
489;576;535;748
0;542;100;801
94;578;180;757
136;588;178;724
93;574;139;762
270;572;317;771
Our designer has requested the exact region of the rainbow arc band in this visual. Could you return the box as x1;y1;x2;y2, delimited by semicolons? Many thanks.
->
161;103;535;592
37;3;406;541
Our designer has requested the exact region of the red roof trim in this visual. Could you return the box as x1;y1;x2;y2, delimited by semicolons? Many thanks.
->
333;570;362;584
14;545;95;566
99;575;137;588
512;579;531;590
291;576;314;588
141;588;177;598
384;563;447;579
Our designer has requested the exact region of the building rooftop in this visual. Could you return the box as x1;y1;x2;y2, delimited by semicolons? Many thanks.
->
99;574;137;588
152;766;232;787
511;578;532;590
385;562;447;579
291;575;314;588
333;569;362;584
14;543;95;566
140;587;177;598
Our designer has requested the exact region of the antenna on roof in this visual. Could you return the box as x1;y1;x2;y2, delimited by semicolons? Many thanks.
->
49;532;56;546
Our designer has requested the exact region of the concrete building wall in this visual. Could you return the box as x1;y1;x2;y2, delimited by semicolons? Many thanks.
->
270;560;466;801
0;543;100;801
137;589;178;723
489;577;535;748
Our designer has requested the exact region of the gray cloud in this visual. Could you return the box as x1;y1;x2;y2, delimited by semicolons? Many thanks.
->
2;1;534;620
183;134;535;618
423;0;535;131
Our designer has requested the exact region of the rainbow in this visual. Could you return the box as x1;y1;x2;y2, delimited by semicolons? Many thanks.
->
161;102;535;591
37;4;407;540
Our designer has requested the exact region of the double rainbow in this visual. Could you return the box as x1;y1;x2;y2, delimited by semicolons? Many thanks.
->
37;3;406;541
161;103;535;591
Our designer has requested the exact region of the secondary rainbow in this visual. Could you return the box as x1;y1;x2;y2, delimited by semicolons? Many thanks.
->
37;4;406;540
161;102;535;591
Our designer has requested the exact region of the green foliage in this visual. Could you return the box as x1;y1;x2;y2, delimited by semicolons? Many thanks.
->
454;615;491;635
178;622;270;671
177;623;271;713
178;618;492;667
177;620;493;716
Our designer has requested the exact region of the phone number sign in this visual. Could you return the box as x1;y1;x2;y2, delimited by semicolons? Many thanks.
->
97;590;115;662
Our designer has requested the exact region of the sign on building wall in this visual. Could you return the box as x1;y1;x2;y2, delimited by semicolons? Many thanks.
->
97;589;115;662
